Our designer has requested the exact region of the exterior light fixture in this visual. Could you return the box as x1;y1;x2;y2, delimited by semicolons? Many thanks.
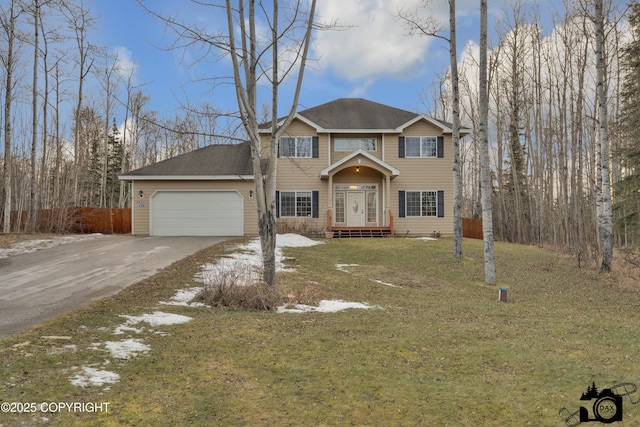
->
356;166;360;173
139;190;144;198
249;190;254;198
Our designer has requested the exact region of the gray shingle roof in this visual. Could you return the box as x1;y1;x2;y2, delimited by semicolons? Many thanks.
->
297;98;420;130
121;142;252;178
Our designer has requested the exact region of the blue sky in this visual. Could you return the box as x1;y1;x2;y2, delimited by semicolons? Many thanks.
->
91;0;514;119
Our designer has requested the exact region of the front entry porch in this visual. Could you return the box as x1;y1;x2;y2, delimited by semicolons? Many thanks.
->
326;208;394;238
321;149;399;238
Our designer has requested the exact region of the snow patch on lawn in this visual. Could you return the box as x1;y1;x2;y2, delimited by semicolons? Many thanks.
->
337;263;398;287
159;287;206;307
69;366;120;388
99;339;151;359
118;311;193;328
414;237;438;241
336;263;360;273
197;233;324;286
277;300;374;313
0;233;103;258
369;279;399;288
74;313;192;387
113;325;145;335
112;311;193;335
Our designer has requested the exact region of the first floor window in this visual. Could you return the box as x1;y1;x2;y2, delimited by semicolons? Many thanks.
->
335;192;345;223
405;191;438;217
366;192;377;223
280;191;311;217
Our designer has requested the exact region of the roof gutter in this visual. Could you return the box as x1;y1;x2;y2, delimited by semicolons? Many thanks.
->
118;175;255;182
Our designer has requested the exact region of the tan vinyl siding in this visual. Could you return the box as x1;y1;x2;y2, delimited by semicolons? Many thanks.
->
387;120;454;236
266;117;454;236
272;119;329;232
131;180;258;236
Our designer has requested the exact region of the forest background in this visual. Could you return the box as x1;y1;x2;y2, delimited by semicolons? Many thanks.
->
1;0;639;268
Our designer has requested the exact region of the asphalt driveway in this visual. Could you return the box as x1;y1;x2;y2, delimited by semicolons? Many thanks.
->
0;235;229;338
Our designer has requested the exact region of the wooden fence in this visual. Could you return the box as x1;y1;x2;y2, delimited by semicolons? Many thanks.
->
462;218;483;239
10;207;131;234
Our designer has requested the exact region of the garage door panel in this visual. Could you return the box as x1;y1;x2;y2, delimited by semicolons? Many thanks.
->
151;191;243;236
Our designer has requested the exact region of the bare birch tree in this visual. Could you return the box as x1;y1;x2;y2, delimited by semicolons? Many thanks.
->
594;0;613;271
0;0;22;233
137;0;317;289
479;0;496;284
225;0;316;288
397;0;464;259
62;0;94;206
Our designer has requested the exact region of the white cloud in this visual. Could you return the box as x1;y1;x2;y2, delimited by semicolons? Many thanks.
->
113;46;138;80
313;0;446;81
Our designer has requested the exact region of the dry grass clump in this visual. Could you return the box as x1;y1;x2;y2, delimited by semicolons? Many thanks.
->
278;282;323;307
0;232;58;248
195;282;280;310
193;262;280;310
193;259;324;310
612;247;640;287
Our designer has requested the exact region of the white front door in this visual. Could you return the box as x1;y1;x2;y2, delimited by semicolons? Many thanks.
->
347;191;365;227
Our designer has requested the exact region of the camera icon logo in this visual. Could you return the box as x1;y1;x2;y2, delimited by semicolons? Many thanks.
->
579;382;623;423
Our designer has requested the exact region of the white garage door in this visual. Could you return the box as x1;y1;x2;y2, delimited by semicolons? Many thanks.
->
151;191;243;236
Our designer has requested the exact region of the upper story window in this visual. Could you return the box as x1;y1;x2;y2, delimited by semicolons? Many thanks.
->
398;136;444;158
279;136;313;158
406;136;437;158
335;138;377;152
278;136;319;158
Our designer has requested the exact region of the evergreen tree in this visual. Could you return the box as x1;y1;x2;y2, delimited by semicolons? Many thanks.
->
106;120;125;208
614;2;640;246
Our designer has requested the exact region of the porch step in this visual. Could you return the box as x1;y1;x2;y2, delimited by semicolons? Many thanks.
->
332;228;393;238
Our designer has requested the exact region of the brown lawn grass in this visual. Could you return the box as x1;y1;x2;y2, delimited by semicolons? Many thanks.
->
1;237;639;426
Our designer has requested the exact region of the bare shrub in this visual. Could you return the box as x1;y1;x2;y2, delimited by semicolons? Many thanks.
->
279;282;323;307
194;261;280;310
276;218;324;236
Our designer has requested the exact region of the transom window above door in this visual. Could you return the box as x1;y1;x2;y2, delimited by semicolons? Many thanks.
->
335;138;377;152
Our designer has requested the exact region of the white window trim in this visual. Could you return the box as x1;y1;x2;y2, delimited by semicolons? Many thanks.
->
280;136;313;158
405;136;437;158
405;190;438;217
280;190;313;218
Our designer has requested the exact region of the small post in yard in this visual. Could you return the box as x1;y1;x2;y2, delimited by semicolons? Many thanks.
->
498;287;508;303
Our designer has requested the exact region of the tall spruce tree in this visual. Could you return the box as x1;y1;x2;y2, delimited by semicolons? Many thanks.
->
614;2;640;246
106;120;125;208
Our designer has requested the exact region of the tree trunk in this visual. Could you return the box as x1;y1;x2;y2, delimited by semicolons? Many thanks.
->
450;0;464;259
479;0;496;284
595;0;613;271
2;1;18;234
225;0;316;290
38;9;50;227
30;0;40;233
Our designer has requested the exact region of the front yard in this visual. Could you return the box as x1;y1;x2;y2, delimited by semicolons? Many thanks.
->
1;236;639;426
